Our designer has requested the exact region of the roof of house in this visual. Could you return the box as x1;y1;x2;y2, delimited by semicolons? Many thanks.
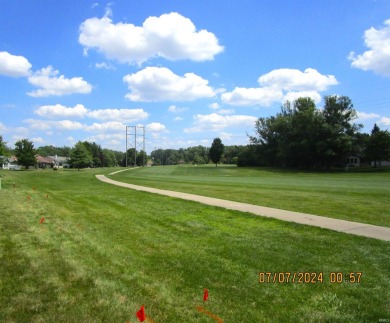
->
36;155;55;164
48;156;70;162
2;156;17;162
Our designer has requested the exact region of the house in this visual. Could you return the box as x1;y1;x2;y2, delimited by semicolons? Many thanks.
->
346;156;360;167
0;155;9;169
1;155;71;170
48;155;70;168
1;156;20;170
36;155;55;168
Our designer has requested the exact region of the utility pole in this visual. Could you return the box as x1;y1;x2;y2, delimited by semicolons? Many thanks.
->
126;125;145;167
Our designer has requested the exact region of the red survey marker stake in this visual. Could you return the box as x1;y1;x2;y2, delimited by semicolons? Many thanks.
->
203;288;209;302
136;305;146;322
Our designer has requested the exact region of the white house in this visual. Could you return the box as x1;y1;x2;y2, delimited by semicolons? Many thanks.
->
0;156;20;170
48;155;70;168
346;156;360;167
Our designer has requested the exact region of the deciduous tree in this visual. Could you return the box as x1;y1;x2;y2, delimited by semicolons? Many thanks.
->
15;139;36;168
365;124;390;167
250;95;361;169
0;135;7;166
136;150;148;166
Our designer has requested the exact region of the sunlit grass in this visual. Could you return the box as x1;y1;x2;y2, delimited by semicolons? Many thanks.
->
110;165;390;227
0;168;389;322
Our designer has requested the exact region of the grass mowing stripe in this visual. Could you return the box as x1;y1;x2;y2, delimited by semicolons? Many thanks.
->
0;169;389;321
110;165;390;227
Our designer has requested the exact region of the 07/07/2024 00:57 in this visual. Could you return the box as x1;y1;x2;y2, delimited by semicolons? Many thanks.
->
258;272;362;284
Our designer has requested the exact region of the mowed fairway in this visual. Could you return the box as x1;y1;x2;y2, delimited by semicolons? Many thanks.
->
110;165;390;227
0;167;389;322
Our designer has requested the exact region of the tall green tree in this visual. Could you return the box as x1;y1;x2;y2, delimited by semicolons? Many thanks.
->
250;98;323;167
0;135;6;156
223;145;244;164
250;95;361;168
123;148;136;166
365;124;390;167
35;145;71;157
15;139;36;168
209;138;225;167
102;149;117;167
82;141;105;167
136;150;148;166
70;141;92;170
320;95;361;167
0;135;7;166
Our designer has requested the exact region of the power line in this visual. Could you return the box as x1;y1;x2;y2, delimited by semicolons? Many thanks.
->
125;125;145;166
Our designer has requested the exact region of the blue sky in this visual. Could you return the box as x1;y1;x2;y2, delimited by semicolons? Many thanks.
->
1;0;390;153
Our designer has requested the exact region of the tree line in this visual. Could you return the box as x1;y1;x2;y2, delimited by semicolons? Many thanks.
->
0;136;231;169
242;95;390;168
0;139;125;169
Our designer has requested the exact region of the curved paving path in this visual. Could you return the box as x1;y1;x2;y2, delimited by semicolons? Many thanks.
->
96;175;390;242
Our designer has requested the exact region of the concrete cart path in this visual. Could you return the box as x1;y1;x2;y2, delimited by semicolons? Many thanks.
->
96;175;390;242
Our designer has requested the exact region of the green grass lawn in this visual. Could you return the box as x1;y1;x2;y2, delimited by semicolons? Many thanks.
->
109;165;390;227
0;168;389;322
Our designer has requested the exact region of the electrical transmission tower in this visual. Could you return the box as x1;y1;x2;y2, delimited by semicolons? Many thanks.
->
125;125;145;167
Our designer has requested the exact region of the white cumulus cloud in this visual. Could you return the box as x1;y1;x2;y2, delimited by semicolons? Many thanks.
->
184;113;257;132
209;102;220;109
283;91;322;104
95;62;115;70
123;66;215;102
32;137;44;144
222;68;338;107
259;68;338;91
356;111;381;121
88;108;149;121
35;104;89;119
34;104;149;122
349;19;390;77
379;116;390;126
0;51;32;77
218;108;235;115
79;12;223;64
168;105;188;113
27;66;92;97
85;121;126;132
221;86;283;107
146;122;168;132
24;119;84;131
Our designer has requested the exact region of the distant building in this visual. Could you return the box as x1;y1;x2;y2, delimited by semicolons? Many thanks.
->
1;155;71;170
0;156;20;170
48;155;70;168
36;155;55;168
346;156;360;167
35;155;71;169
371;160;390;167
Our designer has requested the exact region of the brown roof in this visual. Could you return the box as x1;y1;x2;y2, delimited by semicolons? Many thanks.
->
35;155;55;164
